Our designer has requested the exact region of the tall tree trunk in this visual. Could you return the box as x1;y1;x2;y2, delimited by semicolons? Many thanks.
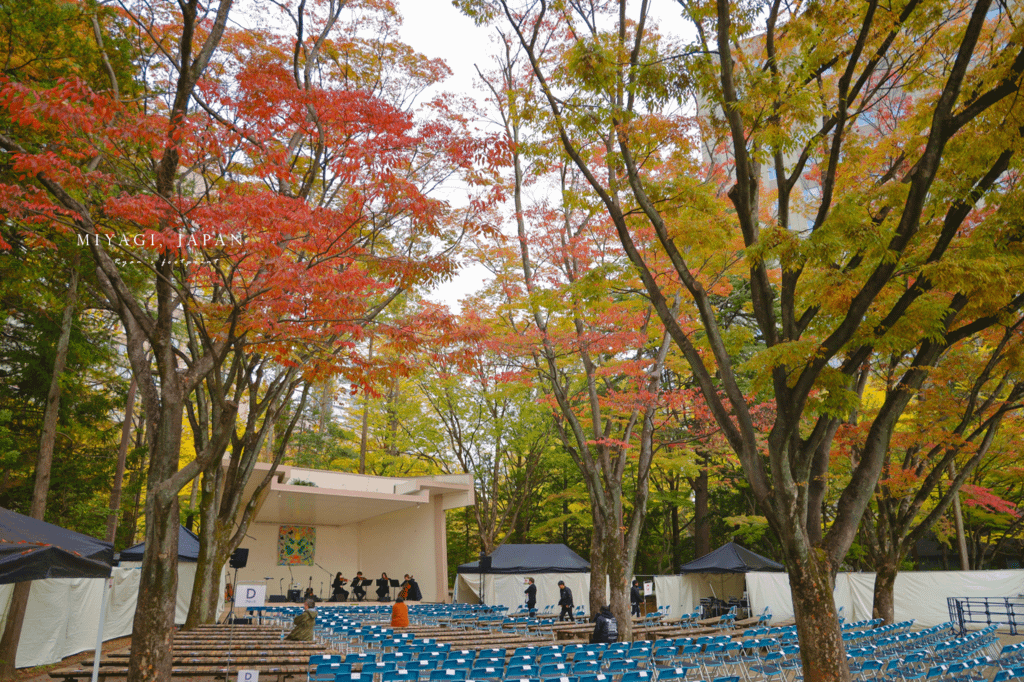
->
872;561;898;623
184;462;226;629
787;551;850;682
0;260;79;680
107;377;137;543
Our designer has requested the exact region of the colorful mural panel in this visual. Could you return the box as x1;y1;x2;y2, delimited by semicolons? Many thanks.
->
278;525;316;566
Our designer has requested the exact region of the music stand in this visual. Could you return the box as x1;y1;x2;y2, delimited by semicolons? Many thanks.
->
389;578;400;600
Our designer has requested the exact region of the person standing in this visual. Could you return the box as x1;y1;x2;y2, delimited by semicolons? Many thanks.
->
590;605;618;643
557;580;575;622
630;579;642;617
524;577;537;616
284;598;317;641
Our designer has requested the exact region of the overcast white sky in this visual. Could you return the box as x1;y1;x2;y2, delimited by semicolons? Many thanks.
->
395;0;691;310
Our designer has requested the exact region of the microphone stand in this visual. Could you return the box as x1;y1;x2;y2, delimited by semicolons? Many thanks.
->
315;562;333;601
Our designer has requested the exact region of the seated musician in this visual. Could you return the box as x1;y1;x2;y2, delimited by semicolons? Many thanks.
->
376;571;391;601
401;574;422;601
353;571;366;601
332;572;349;602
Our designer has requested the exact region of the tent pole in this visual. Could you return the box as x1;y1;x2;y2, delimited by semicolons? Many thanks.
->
91;575;110;682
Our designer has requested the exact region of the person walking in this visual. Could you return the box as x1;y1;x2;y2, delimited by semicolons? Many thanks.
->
524;577;537;616
557;580;575;622
630;579;642;617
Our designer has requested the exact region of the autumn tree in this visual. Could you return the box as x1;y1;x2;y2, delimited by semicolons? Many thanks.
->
470;38;678;633
178;0;485;627
856;324;1024;621
1;2;488;679
464;0;1024;678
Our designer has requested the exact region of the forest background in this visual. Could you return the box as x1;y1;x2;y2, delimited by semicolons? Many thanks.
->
0;0;1023;679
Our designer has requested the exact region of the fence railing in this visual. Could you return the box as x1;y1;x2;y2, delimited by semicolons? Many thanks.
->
947;596;1024;635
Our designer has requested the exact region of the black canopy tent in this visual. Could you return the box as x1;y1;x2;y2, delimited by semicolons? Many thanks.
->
120;525;200;562
678;542;783;619
0;507;114;680
455;544;590;609
458;543;590;574
0;506;113;584
678;541;784;574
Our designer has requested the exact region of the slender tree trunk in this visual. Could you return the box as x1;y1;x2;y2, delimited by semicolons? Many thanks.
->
125;372;185;682
949;462;970;571
872;561;897;623
693;458;710;558
0;260;79;680
183;463;225;629
588;524;606;620
358;338;373;474
107;377;137;542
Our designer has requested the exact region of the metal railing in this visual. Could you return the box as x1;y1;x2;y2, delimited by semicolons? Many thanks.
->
947;596;1024;635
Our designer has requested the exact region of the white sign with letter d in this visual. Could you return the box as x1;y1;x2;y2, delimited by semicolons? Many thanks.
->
234;584;267;607
238;671;259;682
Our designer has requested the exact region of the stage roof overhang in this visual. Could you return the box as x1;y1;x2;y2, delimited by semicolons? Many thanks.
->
236;464;474;527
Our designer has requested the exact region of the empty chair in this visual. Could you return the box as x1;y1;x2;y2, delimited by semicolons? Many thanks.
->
382;653;413;668
381;672;418;682
507;665;539;679
314;664;353;682
428;670;469;682
572;662;601;676
311;656;346;682
577;674;612;682
411;660;442;674
653;667;699;682
468;668;503;681
620;672;654;682
603;660;639;676
539;664;573;680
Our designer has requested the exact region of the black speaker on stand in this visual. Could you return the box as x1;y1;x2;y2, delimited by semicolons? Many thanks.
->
225;548;249;624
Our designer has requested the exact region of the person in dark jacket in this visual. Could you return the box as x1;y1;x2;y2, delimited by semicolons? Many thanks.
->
630;579;642;617
524;577;537;615
332;572;349;602
590;605;618;643
353;571;367;601
557;580;575;622
377;572;391;601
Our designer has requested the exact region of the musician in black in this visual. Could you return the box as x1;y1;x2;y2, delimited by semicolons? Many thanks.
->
352;571;366;601
332;572;349;602
376;571;391;601
401;574;422;601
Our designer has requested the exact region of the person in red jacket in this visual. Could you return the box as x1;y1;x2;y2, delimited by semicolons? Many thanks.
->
391;596;410;627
